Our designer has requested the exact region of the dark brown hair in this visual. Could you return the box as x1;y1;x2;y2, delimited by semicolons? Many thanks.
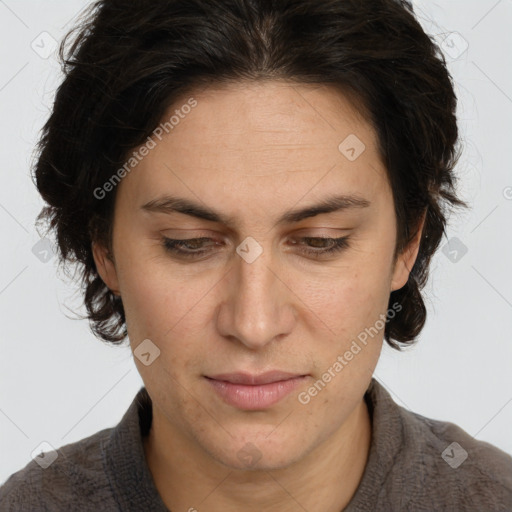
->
33;0;468;350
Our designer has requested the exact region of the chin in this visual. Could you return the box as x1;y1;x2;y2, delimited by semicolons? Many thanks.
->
208;435;308;472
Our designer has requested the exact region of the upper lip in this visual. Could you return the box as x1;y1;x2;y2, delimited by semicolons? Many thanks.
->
206;371;306;385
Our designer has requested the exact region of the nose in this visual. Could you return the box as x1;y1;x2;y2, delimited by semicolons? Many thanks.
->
216;240;296;350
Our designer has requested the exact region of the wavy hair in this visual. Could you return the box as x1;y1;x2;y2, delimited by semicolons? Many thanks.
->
33;0;468;349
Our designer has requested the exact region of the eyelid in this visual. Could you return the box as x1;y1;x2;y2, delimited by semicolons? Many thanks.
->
160;234;351;260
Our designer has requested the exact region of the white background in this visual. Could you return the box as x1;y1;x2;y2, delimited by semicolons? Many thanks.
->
1;0;511;484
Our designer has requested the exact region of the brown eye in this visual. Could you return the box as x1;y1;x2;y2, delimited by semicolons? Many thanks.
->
290;236;350;257
162;237;219;258
161;236;351;261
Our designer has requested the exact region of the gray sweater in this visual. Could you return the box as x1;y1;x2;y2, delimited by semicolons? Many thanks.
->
1;378;511;511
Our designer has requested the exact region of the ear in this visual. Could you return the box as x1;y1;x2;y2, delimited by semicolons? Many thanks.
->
92;241;121;296
390;210;427;292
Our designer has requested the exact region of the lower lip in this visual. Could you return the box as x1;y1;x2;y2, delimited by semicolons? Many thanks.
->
205;376;308;410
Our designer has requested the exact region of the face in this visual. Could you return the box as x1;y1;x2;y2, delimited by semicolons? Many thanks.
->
93;80;422;470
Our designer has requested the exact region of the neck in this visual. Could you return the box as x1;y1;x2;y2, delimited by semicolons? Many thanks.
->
143;397;372;512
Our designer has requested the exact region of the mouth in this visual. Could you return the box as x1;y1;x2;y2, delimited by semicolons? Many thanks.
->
205;370;307;385
204;371;309;410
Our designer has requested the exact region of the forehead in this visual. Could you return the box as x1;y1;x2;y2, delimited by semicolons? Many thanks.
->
165;80;375;163
117;80;389;221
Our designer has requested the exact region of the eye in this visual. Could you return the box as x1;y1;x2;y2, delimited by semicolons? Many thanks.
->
161;237;219;258
161;236;350;260
288;236;350;258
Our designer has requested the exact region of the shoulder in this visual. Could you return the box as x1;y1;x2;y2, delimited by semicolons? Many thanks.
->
0;426;115;512
398;406;512;510
361;379;512;511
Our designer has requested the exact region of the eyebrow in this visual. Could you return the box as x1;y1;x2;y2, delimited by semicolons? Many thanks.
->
140;193;371;228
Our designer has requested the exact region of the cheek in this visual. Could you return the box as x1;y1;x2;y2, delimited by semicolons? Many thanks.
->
119;254;221;349
325;290;383;351
122;266;208;390
297;257;392;335
122;275;194;336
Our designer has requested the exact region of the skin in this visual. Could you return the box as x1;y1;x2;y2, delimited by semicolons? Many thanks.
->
92;80;425;512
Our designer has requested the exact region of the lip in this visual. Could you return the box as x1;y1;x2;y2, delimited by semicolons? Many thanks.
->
206;371;305;385
204;371;308;410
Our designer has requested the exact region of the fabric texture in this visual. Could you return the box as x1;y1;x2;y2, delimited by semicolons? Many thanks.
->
1;377;511;511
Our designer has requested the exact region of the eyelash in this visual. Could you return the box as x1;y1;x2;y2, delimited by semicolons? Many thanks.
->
161;236;350;259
